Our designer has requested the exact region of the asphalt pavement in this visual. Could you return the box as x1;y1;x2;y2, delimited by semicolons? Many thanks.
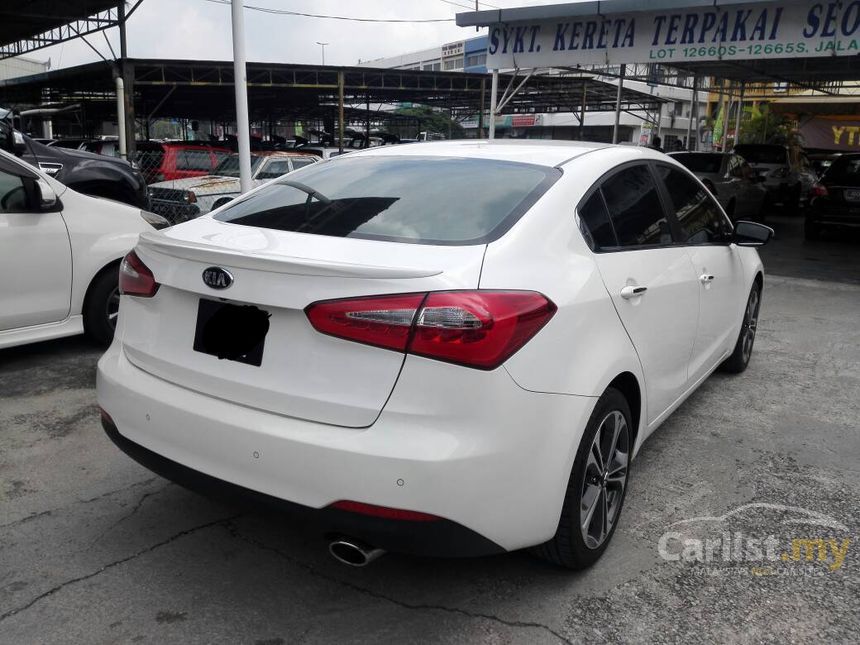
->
1;217;858;644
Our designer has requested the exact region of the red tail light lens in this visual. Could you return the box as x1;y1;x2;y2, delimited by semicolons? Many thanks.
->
305;290;556;370
119;250;160;298
810;182;829;198
329;500;441;522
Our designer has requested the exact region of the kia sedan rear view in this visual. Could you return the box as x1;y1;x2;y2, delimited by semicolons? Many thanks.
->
98;141;771;569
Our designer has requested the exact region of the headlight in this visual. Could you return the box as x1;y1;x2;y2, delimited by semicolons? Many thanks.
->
140;210;170;230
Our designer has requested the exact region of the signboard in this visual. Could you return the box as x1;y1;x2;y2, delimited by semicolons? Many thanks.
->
800;115;860;150
486;2;860;68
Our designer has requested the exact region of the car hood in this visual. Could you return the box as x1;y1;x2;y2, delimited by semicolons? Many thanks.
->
149;175;241;194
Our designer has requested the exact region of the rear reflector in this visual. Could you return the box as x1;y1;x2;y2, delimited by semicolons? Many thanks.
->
119;250;160;298
305;290;556;370
329;500;441;522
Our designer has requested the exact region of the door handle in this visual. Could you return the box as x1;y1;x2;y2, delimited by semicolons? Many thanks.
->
620;285;648;299
699;274;715;284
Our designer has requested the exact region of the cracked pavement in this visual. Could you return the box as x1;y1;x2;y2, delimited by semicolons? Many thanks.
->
1;216;858;644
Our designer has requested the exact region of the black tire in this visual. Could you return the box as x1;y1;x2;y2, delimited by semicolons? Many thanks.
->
720;281;762;374
804;218;821;241
532;387;632;569
83;266;121;346
211;197;234;211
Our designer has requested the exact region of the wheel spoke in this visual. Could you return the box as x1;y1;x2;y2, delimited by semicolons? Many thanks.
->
581;484;601;532
599;488;609;542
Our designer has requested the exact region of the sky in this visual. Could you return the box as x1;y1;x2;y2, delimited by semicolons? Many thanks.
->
24;0;573;71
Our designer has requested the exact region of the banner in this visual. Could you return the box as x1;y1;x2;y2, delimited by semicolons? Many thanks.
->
799;116;860;150
486;2;860;68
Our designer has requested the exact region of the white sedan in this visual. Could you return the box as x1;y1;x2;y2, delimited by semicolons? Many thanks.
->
0;149;165;350
97;141;772;569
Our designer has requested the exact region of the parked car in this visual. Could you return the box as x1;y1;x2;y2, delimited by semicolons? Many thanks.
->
82;139;122;158
295;146;352;160
147;151;319;223
805;153;860;240
0;148;167;350
134;141;231;184
669;151;767;221
0;122;149;209
733;143;817;212
97;142;772;569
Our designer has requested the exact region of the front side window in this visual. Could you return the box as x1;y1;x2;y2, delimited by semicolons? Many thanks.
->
290;157;316;170
214;156;559;245
601;164;672;248
660;166;732;245
0;169;28;212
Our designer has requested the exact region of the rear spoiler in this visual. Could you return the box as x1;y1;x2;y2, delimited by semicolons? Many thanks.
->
138;231;442;280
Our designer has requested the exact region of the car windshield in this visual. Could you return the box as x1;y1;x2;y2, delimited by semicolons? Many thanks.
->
214;156;559;245
734;145;788;164
672;153;723;174
213;154;265;177
823;156;860;186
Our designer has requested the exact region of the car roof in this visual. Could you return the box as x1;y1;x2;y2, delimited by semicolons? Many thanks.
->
346;139;684;168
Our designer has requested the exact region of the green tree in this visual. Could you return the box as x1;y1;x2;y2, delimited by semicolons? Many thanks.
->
739;104;791;144
394;105;464;138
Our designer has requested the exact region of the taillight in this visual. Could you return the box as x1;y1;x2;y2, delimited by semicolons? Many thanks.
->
810;182;829;198
119;250;160;298
305;290;556;370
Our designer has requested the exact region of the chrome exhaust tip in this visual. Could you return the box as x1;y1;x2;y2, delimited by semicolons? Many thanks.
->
328;538;385;567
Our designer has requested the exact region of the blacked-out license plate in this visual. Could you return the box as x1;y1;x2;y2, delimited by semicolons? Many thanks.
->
193;298;270;367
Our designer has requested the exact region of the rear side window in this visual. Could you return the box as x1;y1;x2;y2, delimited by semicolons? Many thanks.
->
214;156;559;245
601;164;672;248
176;149;214;171
577;192;617;250
290;157;316;170
660;166;732;245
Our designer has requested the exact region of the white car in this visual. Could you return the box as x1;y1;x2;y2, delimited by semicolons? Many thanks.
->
147;152;319;222
0;149;165;350
97;141;772;569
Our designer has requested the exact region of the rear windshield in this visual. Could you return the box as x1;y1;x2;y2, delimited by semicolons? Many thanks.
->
823;156;860;185
734;145;788;164
213;156;560;245
672;153;723;173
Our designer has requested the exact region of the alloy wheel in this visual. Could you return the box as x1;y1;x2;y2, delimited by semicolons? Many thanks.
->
106;287;120;331
741;288;760;364
580;410;629;549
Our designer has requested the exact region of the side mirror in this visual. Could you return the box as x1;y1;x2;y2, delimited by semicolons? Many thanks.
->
732;220;773;247
35;178;58;210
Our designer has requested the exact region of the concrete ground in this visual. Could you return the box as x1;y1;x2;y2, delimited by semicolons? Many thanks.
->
1;216;858;644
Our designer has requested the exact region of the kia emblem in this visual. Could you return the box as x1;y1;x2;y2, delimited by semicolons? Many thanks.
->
202;267;233;289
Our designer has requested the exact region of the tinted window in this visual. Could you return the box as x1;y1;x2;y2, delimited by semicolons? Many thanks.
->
578;192;617;250
257;159;291;180
176;149;213;171
290;157;316;170
602;164;672;248
661;167;731;244
0;169;28;212
734;145;788;165
215;156;558;245
673;153;723;174
823;156;860;186
214;155;264;178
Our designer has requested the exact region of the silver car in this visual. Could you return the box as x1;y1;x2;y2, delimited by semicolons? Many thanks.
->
669;151;767;221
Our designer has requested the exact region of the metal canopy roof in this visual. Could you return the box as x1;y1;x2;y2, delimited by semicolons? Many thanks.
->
0;58;667;123
0;1;121;60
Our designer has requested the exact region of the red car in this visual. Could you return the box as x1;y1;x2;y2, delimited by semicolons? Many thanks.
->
135;142;231;184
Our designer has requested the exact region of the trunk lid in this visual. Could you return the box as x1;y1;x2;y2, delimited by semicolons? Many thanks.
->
119;218;486;427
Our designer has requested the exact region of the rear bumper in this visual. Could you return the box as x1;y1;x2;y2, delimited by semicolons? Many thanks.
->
101;413;502;556
807;206;860;227
97;343;596;554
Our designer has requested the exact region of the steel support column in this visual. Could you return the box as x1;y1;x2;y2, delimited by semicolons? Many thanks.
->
488;69;498;140
686;75;698;151
230;0;252;193
734;81;745;148
338;71;345;153
612;64;625;144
